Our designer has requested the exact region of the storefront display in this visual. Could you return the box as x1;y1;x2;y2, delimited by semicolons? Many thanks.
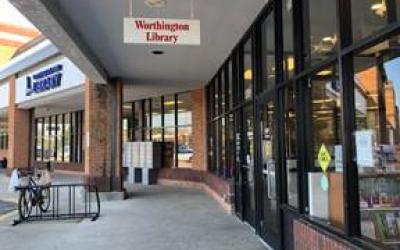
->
123;91;193;169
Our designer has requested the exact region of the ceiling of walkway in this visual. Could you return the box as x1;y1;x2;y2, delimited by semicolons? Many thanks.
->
11;0;267;99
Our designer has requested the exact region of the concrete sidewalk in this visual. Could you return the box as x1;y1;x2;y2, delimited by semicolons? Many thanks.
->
0;183;266;250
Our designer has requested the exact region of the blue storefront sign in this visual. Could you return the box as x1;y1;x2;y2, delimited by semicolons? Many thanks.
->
26;64;63;96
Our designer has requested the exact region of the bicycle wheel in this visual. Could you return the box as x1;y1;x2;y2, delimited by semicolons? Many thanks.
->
18;190;32;220
39;187;51;212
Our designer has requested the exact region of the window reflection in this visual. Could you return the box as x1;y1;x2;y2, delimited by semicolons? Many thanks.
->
262;11;275;92
283;0;295;79
352;0;399;42
354;37;400;248
244;38;253;100
305;0;337;65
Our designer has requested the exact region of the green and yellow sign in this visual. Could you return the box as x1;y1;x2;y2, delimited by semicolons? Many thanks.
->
318;144;331;173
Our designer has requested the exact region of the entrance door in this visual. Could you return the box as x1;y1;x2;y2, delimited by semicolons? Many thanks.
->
241;104;256;227
259;98;281;249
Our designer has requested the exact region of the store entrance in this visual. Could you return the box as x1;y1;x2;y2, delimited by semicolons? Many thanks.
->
258;97;281;249
241;104;256;227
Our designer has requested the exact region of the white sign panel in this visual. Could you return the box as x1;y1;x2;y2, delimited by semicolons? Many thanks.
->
124;17;200;45
0;83;9;109
15;57;85;104
355;130;375;168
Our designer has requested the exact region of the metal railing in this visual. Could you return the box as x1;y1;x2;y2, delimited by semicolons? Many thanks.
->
13;184;100;225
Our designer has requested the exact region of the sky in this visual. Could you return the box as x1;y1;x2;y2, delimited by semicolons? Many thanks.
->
0;0;38;66
0;0;36;28
384;58;400;109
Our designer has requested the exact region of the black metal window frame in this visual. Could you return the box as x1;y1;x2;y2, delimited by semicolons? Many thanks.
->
34;111;84;164
205;0;400;249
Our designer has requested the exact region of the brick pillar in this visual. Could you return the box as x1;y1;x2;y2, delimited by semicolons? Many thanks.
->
84;79;123;192
8;76;31;169
191;88;207;171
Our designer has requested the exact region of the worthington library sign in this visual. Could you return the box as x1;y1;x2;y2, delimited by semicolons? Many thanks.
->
124;17;200;45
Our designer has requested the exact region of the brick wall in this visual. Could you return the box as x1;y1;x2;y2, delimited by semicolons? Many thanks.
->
8;76;31;169
157;168;233;211
33;161;84;172
191;88;207;171
84;79;123;192
294;220;358;250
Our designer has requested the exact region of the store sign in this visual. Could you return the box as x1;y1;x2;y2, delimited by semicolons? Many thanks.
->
26;64;63;96
123;17;201;45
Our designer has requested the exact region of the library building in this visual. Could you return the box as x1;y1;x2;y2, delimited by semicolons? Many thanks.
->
3;0;400;249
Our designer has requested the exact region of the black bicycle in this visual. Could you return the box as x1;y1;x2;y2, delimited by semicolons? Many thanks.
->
17;170;51;220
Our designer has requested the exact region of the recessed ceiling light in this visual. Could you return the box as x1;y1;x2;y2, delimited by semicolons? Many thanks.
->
145;0;167;8
151;50;165;55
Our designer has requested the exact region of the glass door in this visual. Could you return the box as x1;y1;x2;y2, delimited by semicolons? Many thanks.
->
241;104;256;227
259;98;281;249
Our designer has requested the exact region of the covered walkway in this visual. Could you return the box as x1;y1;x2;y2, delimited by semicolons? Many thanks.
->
0;184;266;250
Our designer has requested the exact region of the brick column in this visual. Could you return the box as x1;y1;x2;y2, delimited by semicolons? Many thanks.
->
191;88;207;171
84;79;123;192
8;76;31;169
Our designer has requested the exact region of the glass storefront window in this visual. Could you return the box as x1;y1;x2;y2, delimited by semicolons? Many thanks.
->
215;121;221;174
123;118;129;143
220;70;226;113
71;113;77;162
177;92;193;168
308;65;344;229
151;97;162;142
164;127;176;168
354;37;400;248
214;77;220;116
221;117;226;176
305;0;337;65
134;101;142;141
283;0;294;80
0;118;7;151
55;115;63;162
49;116;56;162
351;0;399;43
262;10;275;92
283;86;298;207
63;114;71;163
226;113;235;179
144;99;151;130
243;37;253;100
228;60;233;109
164;95;175;127
123;103;133;142
243;103;256;225
151;128;162;142
36;118;43;161
208;123;215;173
177;92;192;127
35;113;83;164
152;97;162;128
43;117;50;162
177;126;193;168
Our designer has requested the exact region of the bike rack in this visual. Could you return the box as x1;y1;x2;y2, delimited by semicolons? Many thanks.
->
13;184;100;226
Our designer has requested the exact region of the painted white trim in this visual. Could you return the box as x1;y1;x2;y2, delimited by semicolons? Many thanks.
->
0;82;9;109
18;85;84;109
